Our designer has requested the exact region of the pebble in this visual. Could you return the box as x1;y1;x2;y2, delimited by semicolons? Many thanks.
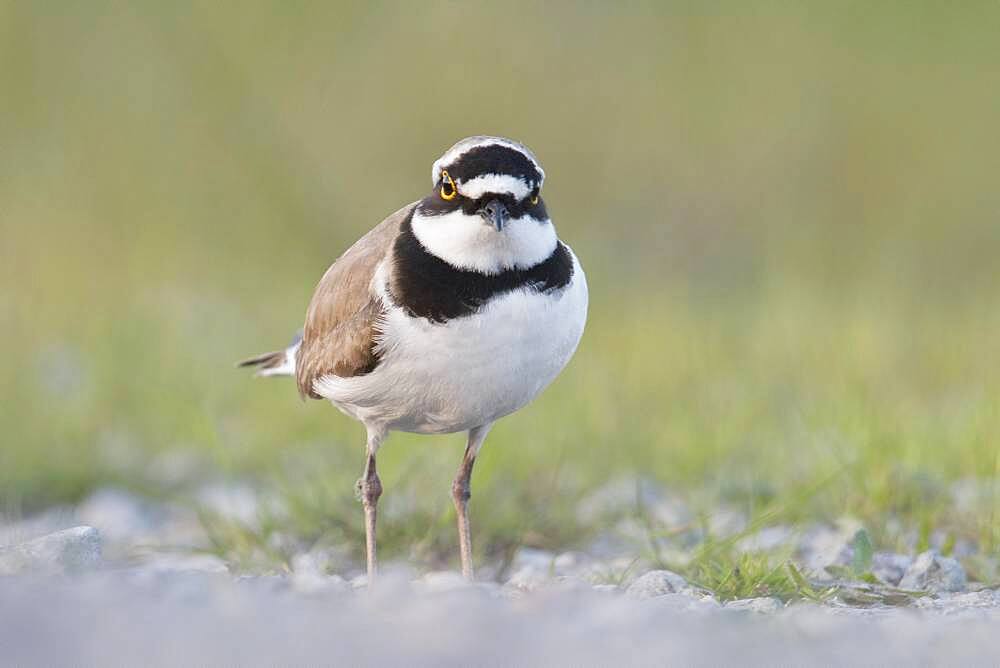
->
898;550;967;593
725;597;784;614
2;484;996;635
915;589;998;611
625;569;689;599
644;592;722;614
1;570;999;666
797;520;863;575
0;526;102;575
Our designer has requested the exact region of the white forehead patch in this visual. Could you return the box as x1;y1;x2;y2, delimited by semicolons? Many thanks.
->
411;209;557;275
431;135;545;187
457;173;532;201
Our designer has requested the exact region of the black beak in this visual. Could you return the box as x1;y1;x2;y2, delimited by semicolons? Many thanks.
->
478;199;509;231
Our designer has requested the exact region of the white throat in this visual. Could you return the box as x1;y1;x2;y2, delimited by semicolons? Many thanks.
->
410;210;558;275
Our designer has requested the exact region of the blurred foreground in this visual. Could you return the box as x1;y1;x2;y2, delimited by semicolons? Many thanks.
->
3;568;1000;667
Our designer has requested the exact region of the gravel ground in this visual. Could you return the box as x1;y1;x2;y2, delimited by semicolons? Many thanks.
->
3;486;1000;666
2;570;1000;666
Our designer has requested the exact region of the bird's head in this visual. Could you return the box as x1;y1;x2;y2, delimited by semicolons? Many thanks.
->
412;136;556;275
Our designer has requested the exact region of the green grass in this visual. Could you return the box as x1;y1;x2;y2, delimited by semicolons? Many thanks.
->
2;2;1000;598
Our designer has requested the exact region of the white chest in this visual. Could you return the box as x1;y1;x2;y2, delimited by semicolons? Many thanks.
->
315;253;588;434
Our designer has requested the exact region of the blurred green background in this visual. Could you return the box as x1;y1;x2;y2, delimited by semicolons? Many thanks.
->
2;2;999;572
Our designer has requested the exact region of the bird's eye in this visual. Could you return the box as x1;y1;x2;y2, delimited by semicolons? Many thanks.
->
530;189;540;205
440;170;457;201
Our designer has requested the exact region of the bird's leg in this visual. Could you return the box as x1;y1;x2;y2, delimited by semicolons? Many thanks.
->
452;424;492;580
356;428;384;586
452;450;475;579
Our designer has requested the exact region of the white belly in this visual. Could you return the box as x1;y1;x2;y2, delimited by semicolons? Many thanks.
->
314;254;588;434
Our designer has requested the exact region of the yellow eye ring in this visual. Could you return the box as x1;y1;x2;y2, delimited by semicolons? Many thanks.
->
530;194;539;205
440;170;457;200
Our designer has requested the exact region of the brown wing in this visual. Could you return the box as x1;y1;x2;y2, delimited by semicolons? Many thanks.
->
295;202;416;399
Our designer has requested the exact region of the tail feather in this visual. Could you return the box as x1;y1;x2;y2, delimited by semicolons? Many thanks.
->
237;331;302;378
237;349;287;369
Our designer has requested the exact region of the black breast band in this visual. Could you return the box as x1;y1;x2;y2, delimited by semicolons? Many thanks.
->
389;212;574;323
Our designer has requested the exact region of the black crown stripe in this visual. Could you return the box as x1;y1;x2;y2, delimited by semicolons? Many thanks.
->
443;144;542;187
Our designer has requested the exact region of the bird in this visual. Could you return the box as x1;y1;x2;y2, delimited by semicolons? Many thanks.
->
239;136;588;582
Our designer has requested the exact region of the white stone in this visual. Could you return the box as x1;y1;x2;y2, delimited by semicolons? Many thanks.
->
625;570;689;599
643;592;721;613
796;520;864;575
725;597;783;614
0;526;102;575
914;590;997;610
899;551;966;593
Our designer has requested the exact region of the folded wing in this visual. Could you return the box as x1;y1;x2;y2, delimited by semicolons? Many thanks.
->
295;203;416;399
